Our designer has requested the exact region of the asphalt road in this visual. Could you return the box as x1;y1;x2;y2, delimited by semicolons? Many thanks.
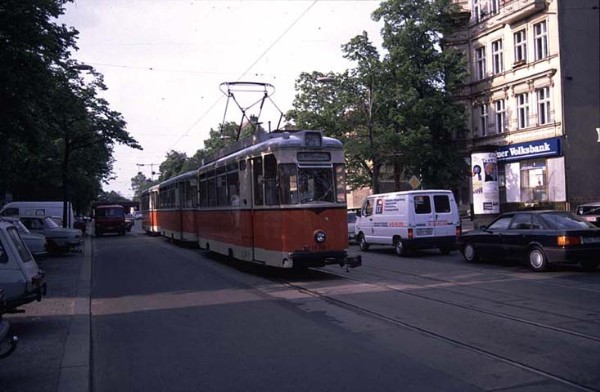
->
2;220;599;392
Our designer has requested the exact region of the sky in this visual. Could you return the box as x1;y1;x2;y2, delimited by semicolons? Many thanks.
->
60;0;384;198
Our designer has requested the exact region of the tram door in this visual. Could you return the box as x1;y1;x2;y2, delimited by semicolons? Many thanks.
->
250;157;262;261
177;181;185;241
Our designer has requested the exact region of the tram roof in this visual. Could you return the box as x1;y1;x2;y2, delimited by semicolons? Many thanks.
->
201;129;342;167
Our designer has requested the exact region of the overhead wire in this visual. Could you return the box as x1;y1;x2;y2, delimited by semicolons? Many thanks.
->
165;0;320;152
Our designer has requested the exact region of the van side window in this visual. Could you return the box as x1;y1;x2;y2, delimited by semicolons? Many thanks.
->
0;208;18;216
363;200;373;217
433;195;451;213
414;196;432;214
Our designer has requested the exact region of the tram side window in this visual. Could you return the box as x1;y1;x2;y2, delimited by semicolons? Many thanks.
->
199;173;207;207
216;172;227;206
227;165;239;206
252;157;264;206
207;172;217;207
279;164;298;204
264;154;279;206
334;164;347;203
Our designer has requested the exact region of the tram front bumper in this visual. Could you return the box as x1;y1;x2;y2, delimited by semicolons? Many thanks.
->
290;250;362;269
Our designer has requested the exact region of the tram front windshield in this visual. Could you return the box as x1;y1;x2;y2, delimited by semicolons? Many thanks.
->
279;164;335;204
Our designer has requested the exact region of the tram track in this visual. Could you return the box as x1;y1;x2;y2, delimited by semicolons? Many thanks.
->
267;270;599;392
320;262;600;343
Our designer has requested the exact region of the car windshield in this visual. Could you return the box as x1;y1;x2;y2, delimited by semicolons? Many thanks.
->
96;208;123;217
15;221;32;234
539;212;596;229
43;217;60;229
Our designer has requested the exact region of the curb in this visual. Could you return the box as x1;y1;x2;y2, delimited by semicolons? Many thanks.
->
57;233;92;392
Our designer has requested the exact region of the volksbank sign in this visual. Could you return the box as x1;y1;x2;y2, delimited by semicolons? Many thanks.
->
496;137;561;162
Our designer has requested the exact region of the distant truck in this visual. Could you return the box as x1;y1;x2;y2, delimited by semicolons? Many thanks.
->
0;201;75;228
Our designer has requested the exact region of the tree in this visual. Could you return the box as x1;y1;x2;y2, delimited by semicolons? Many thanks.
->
288;0;469;192
0;0;141;221
372;0;468;189
158;150;188;181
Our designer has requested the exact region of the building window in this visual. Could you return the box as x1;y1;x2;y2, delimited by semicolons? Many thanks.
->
520;159;547;203
489;0;500;15
516;93;529;129
534;21;548;60
494;99;506;133
476;46;486;80
491;39;504;74
473;0;484;22
537;87;551;125
514;30;527;64
480;104;488;136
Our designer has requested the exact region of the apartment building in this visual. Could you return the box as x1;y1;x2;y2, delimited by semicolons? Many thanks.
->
448;0;599;215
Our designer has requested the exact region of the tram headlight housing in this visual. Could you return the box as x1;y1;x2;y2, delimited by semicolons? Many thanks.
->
314;230;326;243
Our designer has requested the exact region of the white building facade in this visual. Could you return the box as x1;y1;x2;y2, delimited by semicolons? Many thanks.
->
449;0;600;215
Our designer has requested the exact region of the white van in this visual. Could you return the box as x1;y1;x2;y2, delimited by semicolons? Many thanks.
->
354;190;461;256
0;201;75;228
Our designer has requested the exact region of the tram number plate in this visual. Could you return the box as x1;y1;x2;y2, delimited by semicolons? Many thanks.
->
416;228;433;236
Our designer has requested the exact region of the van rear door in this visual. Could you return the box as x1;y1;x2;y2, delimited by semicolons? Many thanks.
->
432;193;457;237
412;194;436;239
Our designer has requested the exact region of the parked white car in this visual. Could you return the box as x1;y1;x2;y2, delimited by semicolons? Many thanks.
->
0;220;47;312
0;217;47;258
18;216;83;254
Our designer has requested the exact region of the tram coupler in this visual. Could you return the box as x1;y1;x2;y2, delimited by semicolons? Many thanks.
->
341;254;362;272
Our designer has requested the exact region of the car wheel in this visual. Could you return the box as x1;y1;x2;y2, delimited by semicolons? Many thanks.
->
528;246;548;272
394;238;408;257
462;243;479;263
580;261;600;272
358;234;369;252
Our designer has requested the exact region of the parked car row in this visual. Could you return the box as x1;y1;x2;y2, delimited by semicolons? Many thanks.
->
349;192;600;272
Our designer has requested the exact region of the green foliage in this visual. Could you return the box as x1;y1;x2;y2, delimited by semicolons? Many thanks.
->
287;0;468;192
0;0;141;211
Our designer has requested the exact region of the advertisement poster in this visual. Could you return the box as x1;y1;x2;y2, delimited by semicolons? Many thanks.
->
471;151;500;214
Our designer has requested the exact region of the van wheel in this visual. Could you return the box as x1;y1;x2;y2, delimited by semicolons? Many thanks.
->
528;246;548;272
394;239;408;257
358;234;369;251
462;243;479;263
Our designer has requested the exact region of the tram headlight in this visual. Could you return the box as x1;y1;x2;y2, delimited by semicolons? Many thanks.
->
314;230;326;243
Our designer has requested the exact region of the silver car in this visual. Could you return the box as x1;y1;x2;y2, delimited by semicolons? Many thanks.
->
18;216;83;254
0;217;47;258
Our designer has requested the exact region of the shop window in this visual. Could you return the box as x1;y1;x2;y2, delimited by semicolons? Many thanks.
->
520;159;547;203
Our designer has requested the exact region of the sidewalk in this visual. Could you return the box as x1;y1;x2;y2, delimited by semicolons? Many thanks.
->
0;233;92;392
57;233;92;392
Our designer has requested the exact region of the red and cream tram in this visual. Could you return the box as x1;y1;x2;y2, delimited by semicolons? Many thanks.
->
142;130;361;270
140;184;160;235
157;170;198;242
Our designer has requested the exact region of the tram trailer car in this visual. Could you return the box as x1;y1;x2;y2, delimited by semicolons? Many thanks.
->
157;170;199;243
141;185;161;235
148;130;361;270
